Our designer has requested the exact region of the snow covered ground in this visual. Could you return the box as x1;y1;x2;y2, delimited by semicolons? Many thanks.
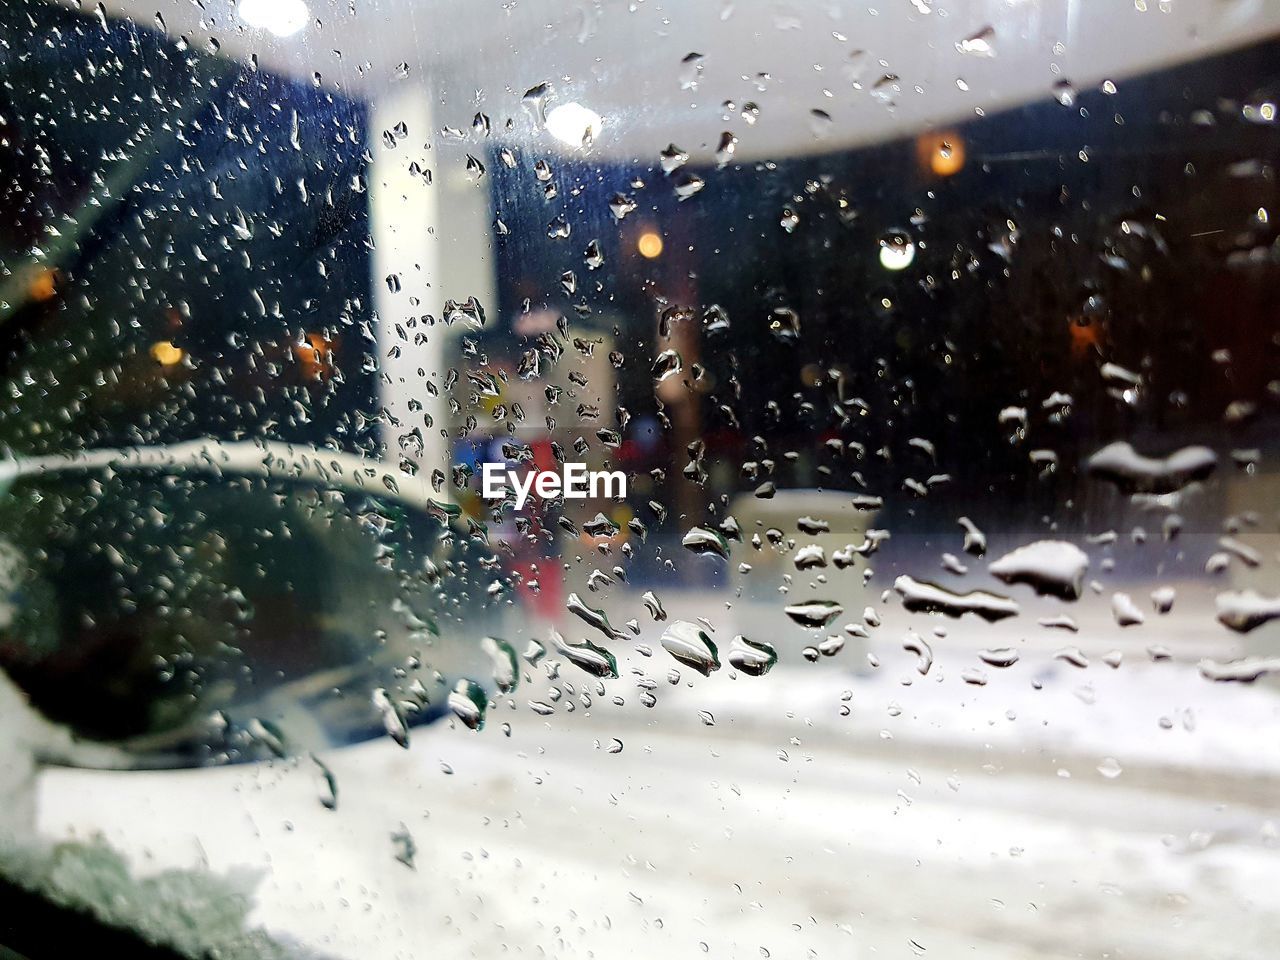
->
30;577;1280;960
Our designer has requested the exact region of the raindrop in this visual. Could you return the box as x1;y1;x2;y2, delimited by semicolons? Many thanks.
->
958;516;986;556
373;688;409;748
661;621;721;676
715;131;738;167
1215;590;1280;633
784;600;844;628
769;306;801;341
652;348;684;382
682;526;731;560
1086;442;1216;494
904;631;933;674
673;173;705;200
703;304;731;333
679;52;705;91
1097;757;1123;779
312;754;338;810
609;193;638;220
660;143;690;174
987;540;1088;600
979;648;1020;668
955;26;995;57
728;637;778;676
448;679;488;731
482;636;520;693
522;81;554;125
809;108;833;138
1112;593;1145;627
893;576;1019;621
566;592;628;641
552;628;619;679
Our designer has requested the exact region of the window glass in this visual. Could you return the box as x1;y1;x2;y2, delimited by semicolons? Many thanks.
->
0;1;1278;957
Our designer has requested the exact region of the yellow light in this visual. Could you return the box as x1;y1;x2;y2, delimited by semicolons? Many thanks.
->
637;231;664;259
28;268;57;303
294;332;335;380
150;340;185;366
917;131;965;177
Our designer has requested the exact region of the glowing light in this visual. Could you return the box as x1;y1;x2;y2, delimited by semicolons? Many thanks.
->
545;103;603;148
294;333;335;380
27;268;57;303
237;0;309;38
878;233;915;271
637;231;664;259
150;341;185;366
918;131;965;177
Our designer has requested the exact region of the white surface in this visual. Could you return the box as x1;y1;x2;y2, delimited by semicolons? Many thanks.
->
68;0;1280;160
32;599;1280;959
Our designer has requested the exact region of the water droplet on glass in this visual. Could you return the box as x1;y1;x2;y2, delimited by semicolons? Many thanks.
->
715;131;737;168
703;303;731;333
673;173;705;200
660;143;690;174
522;81;554;125
566;592;628;642
1111;593;1145;627
682;526;730;560
728;637;778;676
679;52;704;91
893;576;1019;621
784;600;844;628
1097;757;1123;779
551;628;619;679
769;306;801;341
482;636;520;693
660;620;721;676
955;26;995;57
652;348;683;382
1086;442;1216;493
988;540;1088;600
448;679;488;731
373;687;409;748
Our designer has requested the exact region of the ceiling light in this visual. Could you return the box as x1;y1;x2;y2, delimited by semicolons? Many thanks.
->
545;103;603;148
237;0;309;38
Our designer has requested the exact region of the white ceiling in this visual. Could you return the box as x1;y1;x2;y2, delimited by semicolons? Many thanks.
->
71;0;1280;161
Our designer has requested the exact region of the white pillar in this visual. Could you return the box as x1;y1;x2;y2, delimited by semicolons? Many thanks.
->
369;86;498;498
369;86;448;490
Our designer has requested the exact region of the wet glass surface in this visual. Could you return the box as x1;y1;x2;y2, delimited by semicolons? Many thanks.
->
0;1;1279;956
